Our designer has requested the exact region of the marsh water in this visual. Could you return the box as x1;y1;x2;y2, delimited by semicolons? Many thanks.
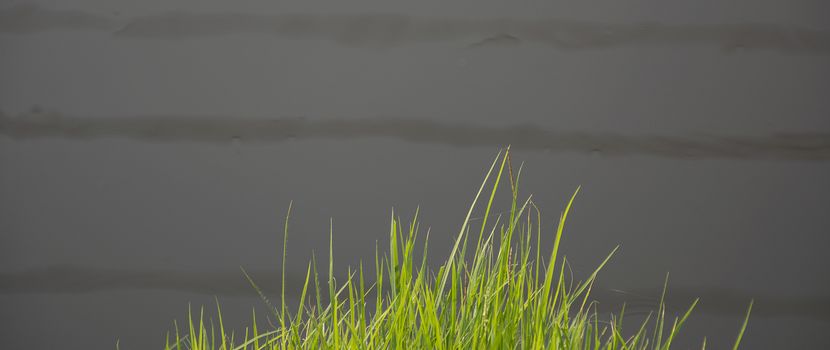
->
1;1;829;348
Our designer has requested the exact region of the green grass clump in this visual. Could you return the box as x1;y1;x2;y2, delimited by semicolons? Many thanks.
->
161;149;752;350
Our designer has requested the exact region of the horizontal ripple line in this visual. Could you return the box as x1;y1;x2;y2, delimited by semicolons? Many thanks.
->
1;265;827;320
2;110;830;160
1;3;829;53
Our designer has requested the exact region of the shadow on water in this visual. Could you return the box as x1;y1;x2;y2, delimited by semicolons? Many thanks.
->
2;110;829;160
2;3;829;53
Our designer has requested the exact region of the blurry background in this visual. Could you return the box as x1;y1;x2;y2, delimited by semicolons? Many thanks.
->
1;1;829;348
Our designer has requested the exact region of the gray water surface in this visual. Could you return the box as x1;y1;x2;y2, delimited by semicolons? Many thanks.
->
1;1;829;349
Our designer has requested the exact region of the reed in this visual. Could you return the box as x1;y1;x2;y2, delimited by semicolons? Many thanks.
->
161;149;752;350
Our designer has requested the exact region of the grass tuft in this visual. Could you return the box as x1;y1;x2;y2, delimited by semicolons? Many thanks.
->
161;149;752;350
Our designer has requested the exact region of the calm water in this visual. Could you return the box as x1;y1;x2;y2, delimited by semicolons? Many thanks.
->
1;1;829;348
